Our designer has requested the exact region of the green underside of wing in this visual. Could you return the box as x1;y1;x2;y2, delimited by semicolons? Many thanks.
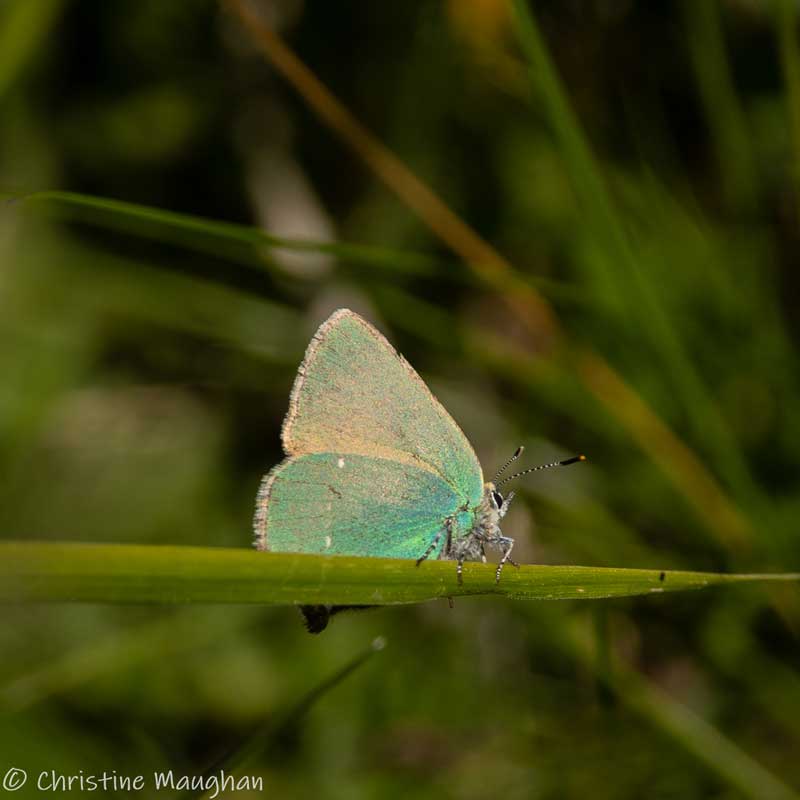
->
261;453;478;559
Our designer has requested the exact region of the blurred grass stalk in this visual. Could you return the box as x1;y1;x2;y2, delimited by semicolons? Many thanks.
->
7;189;447;278
0;0;63;101
681;0;758;210
775;0;800;196
597;643;799;800
564;611;800;800
191;636;386;800
509;0;761;544
222;0;561;346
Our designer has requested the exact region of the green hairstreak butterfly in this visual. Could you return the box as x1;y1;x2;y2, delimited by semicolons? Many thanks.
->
254;309;583;628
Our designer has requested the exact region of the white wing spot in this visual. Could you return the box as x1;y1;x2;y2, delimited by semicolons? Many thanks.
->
324;535;332;549
337;458;345;468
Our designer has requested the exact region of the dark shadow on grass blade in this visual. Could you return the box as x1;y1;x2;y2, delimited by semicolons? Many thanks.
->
181;636;386;800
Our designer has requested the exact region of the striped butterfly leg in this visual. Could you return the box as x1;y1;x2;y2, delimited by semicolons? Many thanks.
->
489;492;517;581
494;536;519;583
415;517;454;567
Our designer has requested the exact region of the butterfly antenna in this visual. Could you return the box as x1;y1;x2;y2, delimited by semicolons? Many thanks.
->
493;446;524;482
496;454;586;487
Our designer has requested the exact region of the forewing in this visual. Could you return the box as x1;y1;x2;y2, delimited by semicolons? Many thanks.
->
255;453;464;559
282;309;483;502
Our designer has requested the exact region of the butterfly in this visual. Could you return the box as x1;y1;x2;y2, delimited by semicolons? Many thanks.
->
254;309;583;628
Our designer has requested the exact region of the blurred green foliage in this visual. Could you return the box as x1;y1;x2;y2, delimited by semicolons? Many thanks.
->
1;0;800;798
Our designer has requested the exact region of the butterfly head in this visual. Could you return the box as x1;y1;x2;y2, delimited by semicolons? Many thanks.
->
480;481;513;522
489;485;505;511
486;448;586;519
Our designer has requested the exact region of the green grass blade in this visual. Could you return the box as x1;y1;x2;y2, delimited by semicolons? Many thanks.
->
1;542;796;606
190;636;386;800
509;0;758;505
5;189;443;277
0;0;63;100
776;0;800;196
681;0;758;210
566;615;800;800
618;666;799;800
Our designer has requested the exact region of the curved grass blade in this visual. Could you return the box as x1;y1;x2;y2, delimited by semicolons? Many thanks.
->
0;542;796;606
186;636;386;800
622;668;799;800
0;0;63;100
4;189;444;278
564;615;800;800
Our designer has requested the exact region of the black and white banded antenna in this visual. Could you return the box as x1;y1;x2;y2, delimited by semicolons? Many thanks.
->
492;446;525;482
496;454;586;487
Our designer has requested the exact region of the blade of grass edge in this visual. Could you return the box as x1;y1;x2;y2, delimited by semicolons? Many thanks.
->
0;542;797;606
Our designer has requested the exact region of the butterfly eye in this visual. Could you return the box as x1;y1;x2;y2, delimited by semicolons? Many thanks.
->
491;490;504;508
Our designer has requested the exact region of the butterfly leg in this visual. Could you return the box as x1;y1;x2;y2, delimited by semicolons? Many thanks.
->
447;519;457;606
495;536;519;583
416;517;453;566
438;519;466;585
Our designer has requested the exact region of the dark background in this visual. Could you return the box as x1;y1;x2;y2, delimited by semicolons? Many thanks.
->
1;1;799;797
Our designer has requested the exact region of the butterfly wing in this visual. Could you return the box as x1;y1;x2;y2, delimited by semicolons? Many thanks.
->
254;309;484;554
255;452;467;558
281;309;483;498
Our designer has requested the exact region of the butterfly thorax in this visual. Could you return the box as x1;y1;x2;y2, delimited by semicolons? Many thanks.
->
446;481;508;564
